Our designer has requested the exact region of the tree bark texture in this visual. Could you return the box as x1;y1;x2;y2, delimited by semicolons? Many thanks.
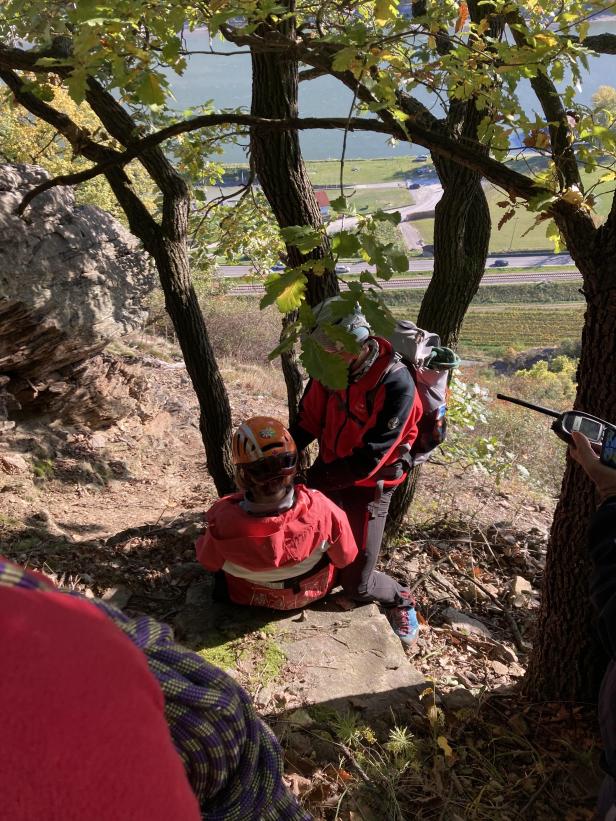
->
79;80;235;495
386;97;491;539
249;13;339;422
250;34;338;306
417;153;490;348
524;209;616;700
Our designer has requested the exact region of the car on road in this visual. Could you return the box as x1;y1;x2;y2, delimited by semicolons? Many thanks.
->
270;261;285;272
408;182;421;190
415;154;429;161
334;263;350;273
492;259;509;267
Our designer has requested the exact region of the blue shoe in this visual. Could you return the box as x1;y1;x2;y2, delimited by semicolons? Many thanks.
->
387;604;420;645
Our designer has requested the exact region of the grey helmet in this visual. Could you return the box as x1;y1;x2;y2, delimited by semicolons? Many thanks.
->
310;296;371;346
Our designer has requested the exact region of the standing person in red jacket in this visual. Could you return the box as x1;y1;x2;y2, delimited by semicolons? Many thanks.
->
289;297;423;645
196;416;358;610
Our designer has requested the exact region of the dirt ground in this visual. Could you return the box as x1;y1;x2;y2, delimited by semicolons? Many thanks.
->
0;345;603;820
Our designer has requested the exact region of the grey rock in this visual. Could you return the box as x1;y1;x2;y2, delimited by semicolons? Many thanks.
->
277;603;425;715
0;164;154;424
101;585;133;610
443;607;493;639
442;687;478;712
0;453;28;474
491;660;510;677
510;575;533;607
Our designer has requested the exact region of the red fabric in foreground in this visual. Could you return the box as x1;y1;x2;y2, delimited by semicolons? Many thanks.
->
0;579;200;821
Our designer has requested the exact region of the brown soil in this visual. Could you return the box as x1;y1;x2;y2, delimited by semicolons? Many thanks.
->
0;344;601;820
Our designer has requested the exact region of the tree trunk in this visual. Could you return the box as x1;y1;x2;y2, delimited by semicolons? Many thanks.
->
418;175;490;347
386;102;491;540
152;240;236;495
524;210;616;700
250;40;338;304
249;12;338;419
85;80;236;495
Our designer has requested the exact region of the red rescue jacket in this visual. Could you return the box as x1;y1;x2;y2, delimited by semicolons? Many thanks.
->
290;337;423;489
196;484;358;610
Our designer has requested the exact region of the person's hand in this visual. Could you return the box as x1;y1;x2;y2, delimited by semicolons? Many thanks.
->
570;431;616;504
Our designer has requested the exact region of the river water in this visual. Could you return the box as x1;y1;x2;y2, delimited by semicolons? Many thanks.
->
169;19;616;162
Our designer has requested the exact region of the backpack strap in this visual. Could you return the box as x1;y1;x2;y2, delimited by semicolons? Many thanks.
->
365;353;408;417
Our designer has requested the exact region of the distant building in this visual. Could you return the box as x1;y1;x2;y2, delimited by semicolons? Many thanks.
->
315;189;330;218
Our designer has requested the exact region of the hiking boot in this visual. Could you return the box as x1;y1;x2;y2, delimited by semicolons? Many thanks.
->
387;604;420;646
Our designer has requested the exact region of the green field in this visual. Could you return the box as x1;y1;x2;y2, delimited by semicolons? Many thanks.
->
385;280;584;310
224;155;614;254
346;187;414;212
411;168;613;253
458;303;584;354
386;282;585;357
224;157;433;186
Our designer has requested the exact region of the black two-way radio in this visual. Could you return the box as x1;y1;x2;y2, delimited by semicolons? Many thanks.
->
496;393;616;469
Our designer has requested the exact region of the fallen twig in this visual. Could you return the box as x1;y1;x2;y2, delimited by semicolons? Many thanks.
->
445;557;525;652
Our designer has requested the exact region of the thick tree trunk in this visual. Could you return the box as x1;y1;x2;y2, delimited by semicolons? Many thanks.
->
418;176;490;347
386;103;491;540
249;12;338;419
152;240;236;495
85;81;236;495
524;210;616;700
250;41;338;305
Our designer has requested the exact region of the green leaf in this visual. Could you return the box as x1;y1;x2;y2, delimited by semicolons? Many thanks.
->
357;294;395;336
322;323;361;355
329;195;349;213
268;332;299;360
360;271;380;286
301;337;349;389
389;250;409;273
280;225;324;253
372;208;401;225
332;47;358;73
135;72;167;107
332;231;362;257
260;269;307;313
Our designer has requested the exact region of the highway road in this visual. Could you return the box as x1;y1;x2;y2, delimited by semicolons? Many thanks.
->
219;252;575;279
228;269;582;296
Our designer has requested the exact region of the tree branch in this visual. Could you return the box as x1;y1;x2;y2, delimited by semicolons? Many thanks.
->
298;67;325;82
507;10;581;191
13;112;401;212
0;68;159;247
575;33;616;54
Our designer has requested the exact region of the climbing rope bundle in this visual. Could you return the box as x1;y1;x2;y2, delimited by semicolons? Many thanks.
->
0;559;310;821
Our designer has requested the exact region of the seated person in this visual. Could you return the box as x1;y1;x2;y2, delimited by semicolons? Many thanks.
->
196;416;358;610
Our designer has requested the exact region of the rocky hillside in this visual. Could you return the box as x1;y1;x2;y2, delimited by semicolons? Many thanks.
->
0;338;600;820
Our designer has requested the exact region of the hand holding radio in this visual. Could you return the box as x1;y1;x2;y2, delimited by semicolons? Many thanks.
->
570;432;616;504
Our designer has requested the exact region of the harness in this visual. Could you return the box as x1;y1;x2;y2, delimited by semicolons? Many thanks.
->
253;552;331;591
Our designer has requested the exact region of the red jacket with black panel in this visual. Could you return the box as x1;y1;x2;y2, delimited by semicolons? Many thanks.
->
290;337;423;490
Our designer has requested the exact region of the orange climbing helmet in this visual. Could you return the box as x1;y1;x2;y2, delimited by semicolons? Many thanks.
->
232;417;297;491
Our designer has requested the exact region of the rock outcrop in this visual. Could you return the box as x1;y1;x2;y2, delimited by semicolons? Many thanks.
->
0;164;154;427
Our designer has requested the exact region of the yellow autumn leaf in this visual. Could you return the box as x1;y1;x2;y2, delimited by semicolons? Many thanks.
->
535;33;558;48
374;0;398;25
426;704;440;727
437;735;453;759
561;186;584;207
